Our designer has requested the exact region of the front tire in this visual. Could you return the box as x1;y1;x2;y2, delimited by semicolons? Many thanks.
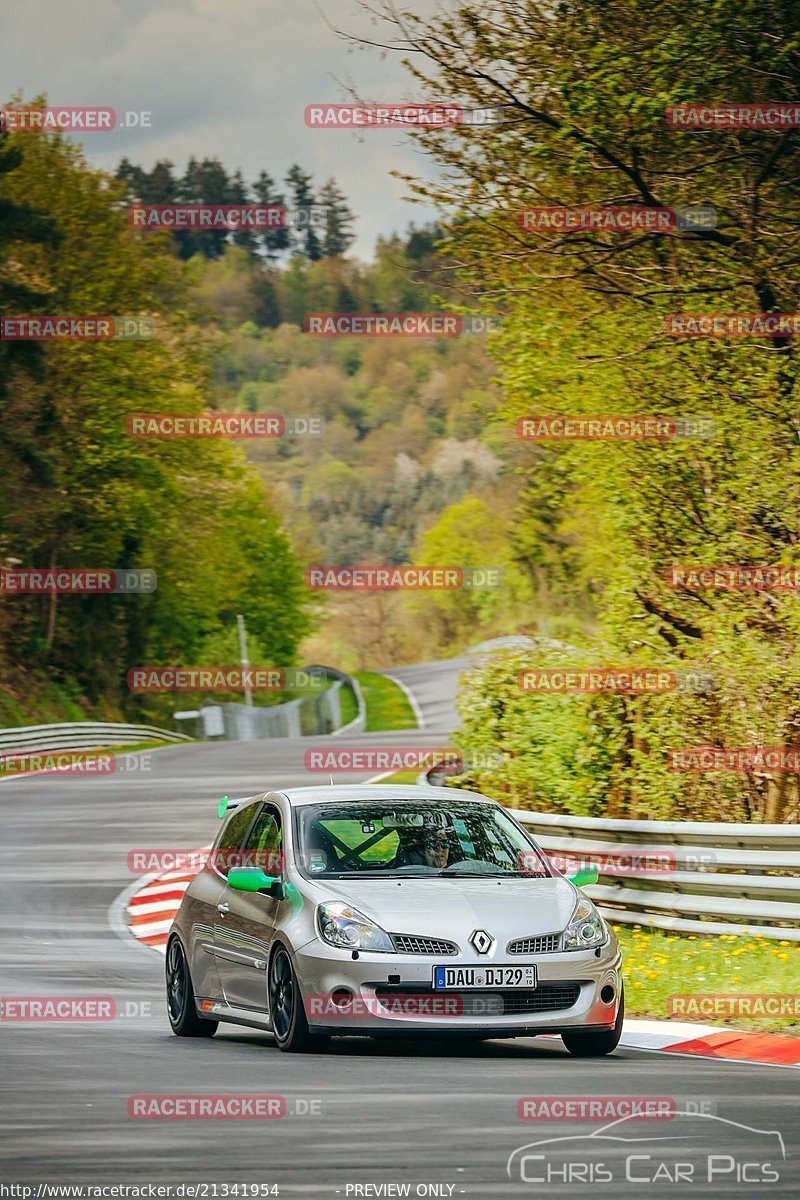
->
561;985;624;1058
268;946;328;1053
166;937;218;1038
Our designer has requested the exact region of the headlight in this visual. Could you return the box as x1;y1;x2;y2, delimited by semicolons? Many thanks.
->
317;902;395;953
563;897;607;951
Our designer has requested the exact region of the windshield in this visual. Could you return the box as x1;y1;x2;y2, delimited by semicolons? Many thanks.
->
294;799;552;879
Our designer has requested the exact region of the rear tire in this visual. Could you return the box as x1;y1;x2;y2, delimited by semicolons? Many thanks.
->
561;985;624;1058
268;946;329;1053
166;937;218;1038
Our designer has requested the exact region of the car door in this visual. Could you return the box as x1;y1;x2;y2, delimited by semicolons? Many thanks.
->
214;803;284;1013
188;800;260;1001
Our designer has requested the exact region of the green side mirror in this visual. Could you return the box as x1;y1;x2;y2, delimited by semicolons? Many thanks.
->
568;864;599;888
227;867;284;899
217;795;230;819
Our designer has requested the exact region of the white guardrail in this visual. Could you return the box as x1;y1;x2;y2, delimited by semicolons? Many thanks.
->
510;809;800;943
0;722;191;757
425;768;800;941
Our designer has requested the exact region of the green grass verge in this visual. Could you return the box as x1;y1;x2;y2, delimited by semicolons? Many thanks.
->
338;682;359;728
0;680;94;727
353;671;416;732
371;769;421;785
617;924;800;1035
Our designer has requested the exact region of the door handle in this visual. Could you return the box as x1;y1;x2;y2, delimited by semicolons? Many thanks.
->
217;902;229;916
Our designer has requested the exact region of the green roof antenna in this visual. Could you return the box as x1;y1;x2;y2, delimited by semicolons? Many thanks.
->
217;794;230;819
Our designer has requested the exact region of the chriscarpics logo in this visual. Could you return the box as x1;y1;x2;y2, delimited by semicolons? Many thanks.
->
507;1112;785;1186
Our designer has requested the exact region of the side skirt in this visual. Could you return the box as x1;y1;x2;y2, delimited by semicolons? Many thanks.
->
195;998;273;1032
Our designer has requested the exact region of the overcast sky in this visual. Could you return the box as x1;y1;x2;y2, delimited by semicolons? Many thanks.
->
0;0;445;256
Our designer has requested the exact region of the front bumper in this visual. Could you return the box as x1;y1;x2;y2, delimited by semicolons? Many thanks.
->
293;936;622;1036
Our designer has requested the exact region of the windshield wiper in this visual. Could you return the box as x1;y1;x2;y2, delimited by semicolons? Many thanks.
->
437;870;514;877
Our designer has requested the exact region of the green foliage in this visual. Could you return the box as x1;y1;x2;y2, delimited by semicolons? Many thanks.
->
455;647;621;816
405;497;535;652
620;927;800;1035
0;118;313;720
375;0;800;821
117;156;355;264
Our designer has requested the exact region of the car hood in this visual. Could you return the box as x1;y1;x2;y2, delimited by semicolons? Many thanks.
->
302;874;579;942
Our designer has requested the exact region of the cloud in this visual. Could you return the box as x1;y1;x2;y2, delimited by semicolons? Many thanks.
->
1;0;448;254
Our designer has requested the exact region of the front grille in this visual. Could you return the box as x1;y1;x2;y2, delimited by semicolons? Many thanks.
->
391;933;459;956
373;983;581;1016
507;933;561;955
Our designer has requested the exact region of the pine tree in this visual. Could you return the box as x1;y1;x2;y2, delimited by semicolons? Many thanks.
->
285;164;322;261
178;157;232;259
253;170;290;260
318;178;356;257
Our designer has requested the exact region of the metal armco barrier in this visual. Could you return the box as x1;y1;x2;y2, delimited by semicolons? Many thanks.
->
196;666;365;741
424;765;800;940
511;808;800;942
0;721;191;757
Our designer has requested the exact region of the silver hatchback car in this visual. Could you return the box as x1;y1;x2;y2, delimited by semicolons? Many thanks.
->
166;785;623;1055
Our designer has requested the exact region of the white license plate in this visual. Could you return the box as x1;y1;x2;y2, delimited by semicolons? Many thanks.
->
433;965;537;990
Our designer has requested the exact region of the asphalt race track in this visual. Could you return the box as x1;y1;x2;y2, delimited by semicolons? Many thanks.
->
1;658;798;1196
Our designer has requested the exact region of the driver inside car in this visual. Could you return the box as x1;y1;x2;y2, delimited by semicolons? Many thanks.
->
421;827;452;869
392;825;458;869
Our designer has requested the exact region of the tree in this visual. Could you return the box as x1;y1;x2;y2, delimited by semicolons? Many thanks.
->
0;122;59;681
0;117;314;716
117;157;178;204
177;156;233;259
286;165;322;261
405;497;533;652
318;178;356;257
0;127;58;395
353;0;800;820
252;170;290;260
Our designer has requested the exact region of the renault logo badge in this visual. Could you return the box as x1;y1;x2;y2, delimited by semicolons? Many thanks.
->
470;929;494;954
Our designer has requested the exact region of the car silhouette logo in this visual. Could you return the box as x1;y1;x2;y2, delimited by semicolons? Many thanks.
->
470;929;494;954
506;1112;786;1183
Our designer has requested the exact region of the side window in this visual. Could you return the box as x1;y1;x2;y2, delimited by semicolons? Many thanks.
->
242;806;283;876
212;803;257;877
